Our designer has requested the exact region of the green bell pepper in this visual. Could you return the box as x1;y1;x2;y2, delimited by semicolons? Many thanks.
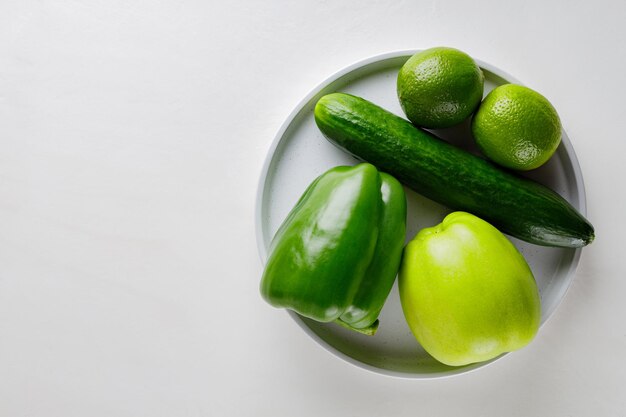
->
260;163;406;335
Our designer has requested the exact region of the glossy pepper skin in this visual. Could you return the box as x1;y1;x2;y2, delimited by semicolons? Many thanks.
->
260;163;406;335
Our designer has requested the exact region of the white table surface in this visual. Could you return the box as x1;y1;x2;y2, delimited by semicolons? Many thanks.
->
1;1;625;416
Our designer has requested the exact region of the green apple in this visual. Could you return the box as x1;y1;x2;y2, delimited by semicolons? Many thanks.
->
399;212;541;366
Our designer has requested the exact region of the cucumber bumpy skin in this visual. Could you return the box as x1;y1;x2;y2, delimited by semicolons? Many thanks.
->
314;93;594;248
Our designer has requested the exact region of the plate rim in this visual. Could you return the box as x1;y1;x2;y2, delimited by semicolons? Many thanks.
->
254;49;588;379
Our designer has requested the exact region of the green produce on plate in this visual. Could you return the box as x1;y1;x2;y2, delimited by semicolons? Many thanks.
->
397;47;484;129
260;163;407;335
314;92;594;248
399;211;541;366
472;83;563;171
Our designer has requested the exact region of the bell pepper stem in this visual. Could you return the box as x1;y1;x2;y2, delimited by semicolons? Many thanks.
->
333;318;379;336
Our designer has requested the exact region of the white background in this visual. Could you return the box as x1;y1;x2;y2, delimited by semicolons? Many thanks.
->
1;1;625;416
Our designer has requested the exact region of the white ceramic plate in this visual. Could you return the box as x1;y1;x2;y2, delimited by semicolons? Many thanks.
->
255;50;587;378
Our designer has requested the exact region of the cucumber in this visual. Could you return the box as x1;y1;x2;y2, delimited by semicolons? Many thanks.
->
314;93;594;248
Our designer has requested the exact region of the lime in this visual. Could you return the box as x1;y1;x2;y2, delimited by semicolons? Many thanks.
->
471;84;562;171
397;47;484;128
